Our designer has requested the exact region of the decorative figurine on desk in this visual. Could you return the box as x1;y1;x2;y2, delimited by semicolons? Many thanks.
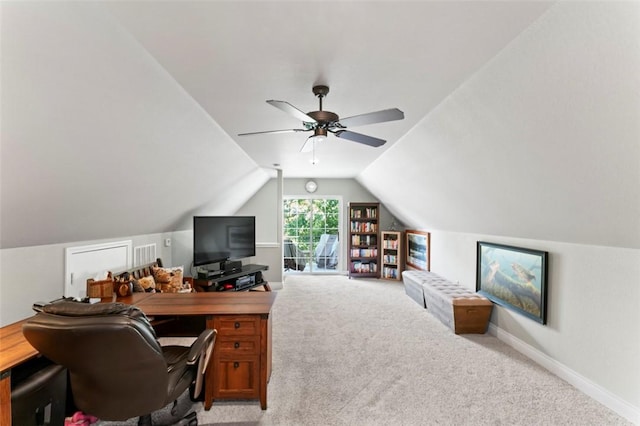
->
114;272;133;297
133;276;157;293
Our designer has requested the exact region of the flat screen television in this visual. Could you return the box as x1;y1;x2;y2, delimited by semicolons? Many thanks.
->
193;216;256;267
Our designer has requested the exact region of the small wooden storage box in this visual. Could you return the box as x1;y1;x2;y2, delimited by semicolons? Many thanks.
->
86;274;113;298
452;298;493;334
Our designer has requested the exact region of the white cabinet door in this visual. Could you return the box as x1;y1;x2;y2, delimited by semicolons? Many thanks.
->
65;241;132;299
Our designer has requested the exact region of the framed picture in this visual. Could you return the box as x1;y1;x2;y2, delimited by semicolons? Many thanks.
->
405;230;430;271
476;241;548;324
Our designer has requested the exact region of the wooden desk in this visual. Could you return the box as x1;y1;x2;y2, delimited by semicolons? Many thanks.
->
0;291;277;425
134;292;276;410
0;319;39;426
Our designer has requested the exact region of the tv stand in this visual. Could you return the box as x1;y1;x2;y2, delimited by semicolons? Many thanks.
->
201;269;225;279
194;264;269;292
220;260;242;274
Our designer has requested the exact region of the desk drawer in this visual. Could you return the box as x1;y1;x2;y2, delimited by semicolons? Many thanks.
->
216;336;260;355
214;315;260;336
213;355;260;399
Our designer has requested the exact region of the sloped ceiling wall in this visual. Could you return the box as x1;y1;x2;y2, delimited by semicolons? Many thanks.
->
360;2;640;250
2;2;637;251
0;2;269;249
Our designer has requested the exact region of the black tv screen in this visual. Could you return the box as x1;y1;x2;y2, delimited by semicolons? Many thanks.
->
193;216;256;267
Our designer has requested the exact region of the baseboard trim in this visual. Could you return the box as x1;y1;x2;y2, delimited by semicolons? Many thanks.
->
488;323;639;424
268;281;283;290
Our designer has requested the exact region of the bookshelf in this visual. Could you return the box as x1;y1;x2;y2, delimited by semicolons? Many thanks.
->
348;202;380;278
381;231;403;280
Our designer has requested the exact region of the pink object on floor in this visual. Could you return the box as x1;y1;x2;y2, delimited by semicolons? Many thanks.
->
64;411;99;425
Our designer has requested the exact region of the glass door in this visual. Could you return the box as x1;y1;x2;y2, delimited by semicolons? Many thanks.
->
283;198;341;274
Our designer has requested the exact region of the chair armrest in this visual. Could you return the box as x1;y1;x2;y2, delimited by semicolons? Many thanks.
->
187;328;216;399
187;329;216;365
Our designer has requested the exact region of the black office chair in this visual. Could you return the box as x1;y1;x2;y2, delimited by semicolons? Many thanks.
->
22;301;216;426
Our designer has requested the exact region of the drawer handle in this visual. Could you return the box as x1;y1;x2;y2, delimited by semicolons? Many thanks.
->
234;322;240;329
233;362;239;369
234;342;240;349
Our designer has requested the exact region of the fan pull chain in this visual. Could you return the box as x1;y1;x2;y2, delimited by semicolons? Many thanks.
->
312;141;317;165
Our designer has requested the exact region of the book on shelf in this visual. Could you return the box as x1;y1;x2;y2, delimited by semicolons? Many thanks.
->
351;248;378;258
351;208;377;219
351;234;377;246
383;239;399;249
350;221;378;233
382;266;399;279
350;261;378;274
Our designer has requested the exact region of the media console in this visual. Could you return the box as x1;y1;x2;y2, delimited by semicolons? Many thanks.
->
194;264;269;292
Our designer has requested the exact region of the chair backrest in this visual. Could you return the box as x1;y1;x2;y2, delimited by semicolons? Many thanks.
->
315;234;339;267
23;302;169;420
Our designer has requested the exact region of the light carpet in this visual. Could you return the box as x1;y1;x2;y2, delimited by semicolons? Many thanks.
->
100;274;631;425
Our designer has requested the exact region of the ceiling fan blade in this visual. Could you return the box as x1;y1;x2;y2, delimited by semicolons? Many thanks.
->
335;130;386;147
267;100;318;124
336;108;404;128
238;128;309;136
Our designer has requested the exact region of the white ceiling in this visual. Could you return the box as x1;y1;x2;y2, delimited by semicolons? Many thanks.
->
103;1;553;178
2;1;638;252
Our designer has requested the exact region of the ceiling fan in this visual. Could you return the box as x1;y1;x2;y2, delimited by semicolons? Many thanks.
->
238;85;404;152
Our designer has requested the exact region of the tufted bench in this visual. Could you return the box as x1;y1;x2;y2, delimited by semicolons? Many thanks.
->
402;270;493;334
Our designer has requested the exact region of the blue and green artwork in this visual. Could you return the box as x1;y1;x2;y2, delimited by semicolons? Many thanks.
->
476;242;548;324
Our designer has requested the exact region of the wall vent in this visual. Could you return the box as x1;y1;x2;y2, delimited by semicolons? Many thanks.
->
134;243;157;267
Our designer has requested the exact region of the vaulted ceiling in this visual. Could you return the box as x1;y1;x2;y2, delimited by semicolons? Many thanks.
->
2;1;638;250
101;1;553;178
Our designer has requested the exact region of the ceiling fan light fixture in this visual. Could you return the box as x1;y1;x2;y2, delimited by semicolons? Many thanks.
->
308;134;325;144
301;128;327;152
312;128;327;139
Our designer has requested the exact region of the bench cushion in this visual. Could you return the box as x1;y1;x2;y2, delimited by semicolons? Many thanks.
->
402;270;430;307
402;270;492;334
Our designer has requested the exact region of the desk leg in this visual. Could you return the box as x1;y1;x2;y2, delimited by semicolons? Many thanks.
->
259;316;268;410
1;371;11;426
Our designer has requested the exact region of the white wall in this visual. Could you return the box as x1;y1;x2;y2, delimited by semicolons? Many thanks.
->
364;1;639;250
428;231;640;419
359;1;640;420
0;233;172;326
0;212;283;326
0;2;268;249
171;178;395;283
238;178;392;272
